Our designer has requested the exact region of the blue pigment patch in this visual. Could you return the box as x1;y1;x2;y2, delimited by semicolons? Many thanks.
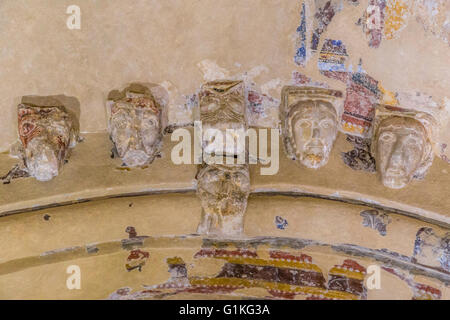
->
294;2;307;66
318;39;348;73
275;216;288;230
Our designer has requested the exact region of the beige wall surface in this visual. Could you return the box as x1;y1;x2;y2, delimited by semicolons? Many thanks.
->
0;0;449;157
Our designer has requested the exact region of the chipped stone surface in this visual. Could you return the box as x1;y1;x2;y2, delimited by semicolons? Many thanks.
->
107;84;164;168
2;102;79;182
196;164;250;237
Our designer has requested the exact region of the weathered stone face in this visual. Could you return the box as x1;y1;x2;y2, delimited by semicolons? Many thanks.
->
375;116;430;189
290;101;337;169
196;163;250;236
109;91;162;167
282;87;341;169
198;80;246;157
18;104;76;181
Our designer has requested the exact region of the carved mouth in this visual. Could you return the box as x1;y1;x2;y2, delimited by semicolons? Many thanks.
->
122;149;150;167
303;141;326;156
305;154;324;163
383;173;408;189
386;168;406;177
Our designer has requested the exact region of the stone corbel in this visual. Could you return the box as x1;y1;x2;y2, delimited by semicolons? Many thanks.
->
2;102;79;182
195;80;250;237
196;162;250;237
195;80;247;159
106;84;164;168
281;86;343;169
371;104;437;189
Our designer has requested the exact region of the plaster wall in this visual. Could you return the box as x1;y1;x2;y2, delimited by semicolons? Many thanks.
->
1;0;449;157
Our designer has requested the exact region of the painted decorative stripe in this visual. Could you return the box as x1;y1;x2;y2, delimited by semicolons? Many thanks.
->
190;278;360;300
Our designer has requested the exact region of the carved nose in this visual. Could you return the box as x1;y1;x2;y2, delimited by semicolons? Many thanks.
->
312;127;320;139
128;135;143;150
30;148;59;181
389;145;404;167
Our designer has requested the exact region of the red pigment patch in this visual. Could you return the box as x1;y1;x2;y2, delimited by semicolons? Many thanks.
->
269;251;313;263
194;249;258;259
334;259;367;273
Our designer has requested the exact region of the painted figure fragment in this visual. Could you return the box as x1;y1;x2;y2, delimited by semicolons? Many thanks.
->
109;247;369;300
341;135;376;172
197;80;246;157
107;86;163;167
3;103;78;182
196;163;250;237
282;86;343;169
371;105;436;189
413;227;449;272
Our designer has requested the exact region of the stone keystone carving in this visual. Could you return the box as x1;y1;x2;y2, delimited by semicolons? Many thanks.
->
196;162;250;237
196;80;247;157
107;85;163;167
282;86;343;169
2;103;78;182
371;105;437;189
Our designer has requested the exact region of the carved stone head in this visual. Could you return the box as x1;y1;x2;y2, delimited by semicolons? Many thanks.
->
17;103;77;181
372;105;436;189
196;163;250;236
108;88;162;167
282;86;342;169
197;80;246;157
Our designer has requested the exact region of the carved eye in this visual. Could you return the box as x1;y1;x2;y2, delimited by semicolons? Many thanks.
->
297;120;311;129
321;120;333;129
379;133;395;143
405;137;421;147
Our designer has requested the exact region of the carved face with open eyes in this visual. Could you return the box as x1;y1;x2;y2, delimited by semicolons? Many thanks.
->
288;100;338;169
18;104;76;181
199;81;246;157
196;164;250;236
375;116;430;189
109;91;162;167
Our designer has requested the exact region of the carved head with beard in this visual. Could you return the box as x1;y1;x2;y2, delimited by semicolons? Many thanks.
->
282;86;342;169
196;163;250;237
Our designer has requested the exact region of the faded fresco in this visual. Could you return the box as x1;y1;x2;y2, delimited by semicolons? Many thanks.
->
105;236;447;301
0;0;449;301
